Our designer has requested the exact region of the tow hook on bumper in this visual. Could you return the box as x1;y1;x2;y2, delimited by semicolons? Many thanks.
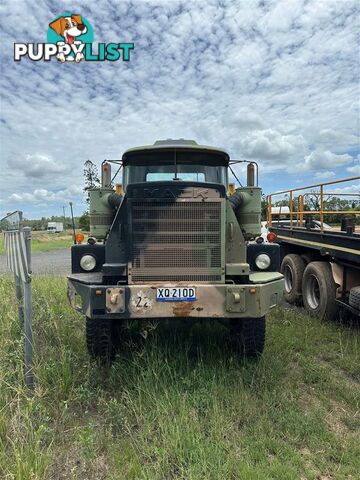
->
226;287;246;313
105;287;125;313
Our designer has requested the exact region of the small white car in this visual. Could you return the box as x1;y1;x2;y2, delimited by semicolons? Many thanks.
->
261;219;333;242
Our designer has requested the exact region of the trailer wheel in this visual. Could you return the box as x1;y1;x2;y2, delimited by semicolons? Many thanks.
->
230;317;265;357
302;262;339;321
281;254;306;304
301;253;316;265
86;317;115;362
349;286;360;310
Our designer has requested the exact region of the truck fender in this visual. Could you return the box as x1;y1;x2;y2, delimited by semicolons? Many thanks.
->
330;262;360;296
330;262;343;298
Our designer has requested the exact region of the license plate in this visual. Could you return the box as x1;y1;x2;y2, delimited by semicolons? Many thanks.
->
156;287;196;302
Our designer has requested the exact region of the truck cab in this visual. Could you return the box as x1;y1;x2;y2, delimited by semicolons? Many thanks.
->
68;140;284;361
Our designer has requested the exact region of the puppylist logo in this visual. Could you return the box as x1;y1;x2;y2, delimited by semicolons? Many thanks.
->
14;13;134;63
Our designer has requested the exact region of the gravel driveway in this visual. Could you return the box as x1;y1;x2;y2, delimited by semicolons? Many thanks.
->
0;248;71;276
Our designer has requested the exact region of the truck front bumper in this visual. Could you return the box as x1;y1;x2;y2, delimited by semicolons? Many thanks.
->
67;272;284;319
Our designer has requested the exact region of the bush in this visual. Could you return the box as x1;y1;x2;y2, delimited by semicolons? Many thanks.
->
79;212;90;231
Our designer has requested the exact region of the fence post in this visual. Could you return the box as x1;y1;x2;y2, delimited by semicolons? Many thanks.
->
23;227;33;389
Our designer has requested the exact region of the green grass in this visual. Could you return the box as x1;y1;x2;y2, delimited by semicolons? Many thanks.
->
0;231;74;255
0;276;359;479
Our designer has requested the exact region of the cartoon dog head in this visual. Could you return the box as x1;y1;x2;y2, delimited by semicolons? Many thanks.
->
49;15;87;44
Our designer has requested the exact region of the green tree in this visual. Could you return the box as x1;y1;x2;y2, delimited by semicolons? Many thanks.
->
83;160;100;203
79;212;90;231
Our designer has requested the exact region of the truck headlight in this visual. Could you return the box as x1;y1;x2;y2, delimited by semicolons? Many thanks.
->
255;253;271;270
80;254;96;272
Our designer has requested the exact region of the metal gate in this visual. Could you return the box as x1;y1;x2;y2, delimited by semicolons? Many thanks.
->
1;211;33;388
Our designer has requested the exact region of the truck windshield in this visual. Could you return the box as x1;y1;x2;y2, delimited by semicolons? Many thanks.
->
123;163;227;188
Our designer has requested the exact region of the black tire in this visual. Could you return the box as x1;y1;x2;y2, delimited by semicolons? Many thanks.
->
230;317;266;357
281;254;306;304
349;286;360;310
86;317;115;362
302;262;339;322
301;253;316;265
112;320;128;350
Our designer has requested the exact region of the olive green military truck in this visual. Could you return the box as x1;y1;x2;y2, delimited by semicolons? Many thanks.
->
67;140;284;360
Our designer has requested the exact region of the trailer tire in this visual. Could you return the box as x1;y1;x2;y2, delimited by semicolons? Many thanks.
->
349;287;360;310
86;317;115;363
301;253;316;265
281;254;306;304
302;262;339;322
230;317;265;357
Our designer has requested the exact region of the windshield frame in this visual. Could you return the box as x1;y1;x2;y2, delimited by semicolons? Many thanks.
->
123;162;228;189
122;149;229;190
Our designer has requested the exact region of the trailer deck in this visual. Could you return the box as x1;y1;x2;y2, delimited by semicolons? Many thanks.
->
266;176;360;319
269;226;360;266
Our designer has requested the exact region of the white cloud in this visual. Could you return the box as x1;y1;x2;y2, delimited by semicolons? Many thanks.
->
303;150;353;171
314;171;336;179
222;110;264;131
347;156;360;175
347;165;360;175
8;185;83;204
317;129;359;147
10;154;66;178
238;129;307;160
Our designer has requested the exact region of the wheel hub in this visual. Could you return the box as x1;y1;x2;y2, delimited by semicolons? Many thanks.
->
284;265;294;293
306;274;321;309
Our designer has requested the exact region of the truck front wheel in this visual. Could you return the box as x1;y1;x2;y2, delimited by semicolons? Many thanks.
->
86;317;115;362
281;254;306;304
230;317;266;357
302;262;339;322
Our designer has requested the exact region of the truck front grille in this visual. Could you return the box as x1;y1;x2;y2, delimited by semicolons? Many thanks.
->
130;200;223;283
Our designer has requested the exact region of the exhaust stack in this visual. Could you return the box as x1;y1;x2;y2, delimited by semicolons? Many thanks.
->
247;163;256;186
229;162;261;240
89;162;123;240
101;162;112;188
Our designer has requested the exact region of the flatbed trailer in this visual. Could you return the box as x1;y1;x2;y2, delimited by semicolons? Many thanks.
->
267;177;360;321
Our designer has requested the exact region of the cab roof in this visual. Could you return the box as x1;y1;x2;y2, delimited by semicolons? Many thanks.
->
122;139;230;164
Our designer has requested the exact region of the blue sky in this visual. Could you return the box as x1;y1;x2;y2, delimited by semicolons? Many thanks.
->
0;0;359;218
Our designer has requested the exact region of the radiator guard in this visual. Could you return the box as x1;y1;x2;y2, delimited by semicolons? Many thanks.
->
128;192;225;284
